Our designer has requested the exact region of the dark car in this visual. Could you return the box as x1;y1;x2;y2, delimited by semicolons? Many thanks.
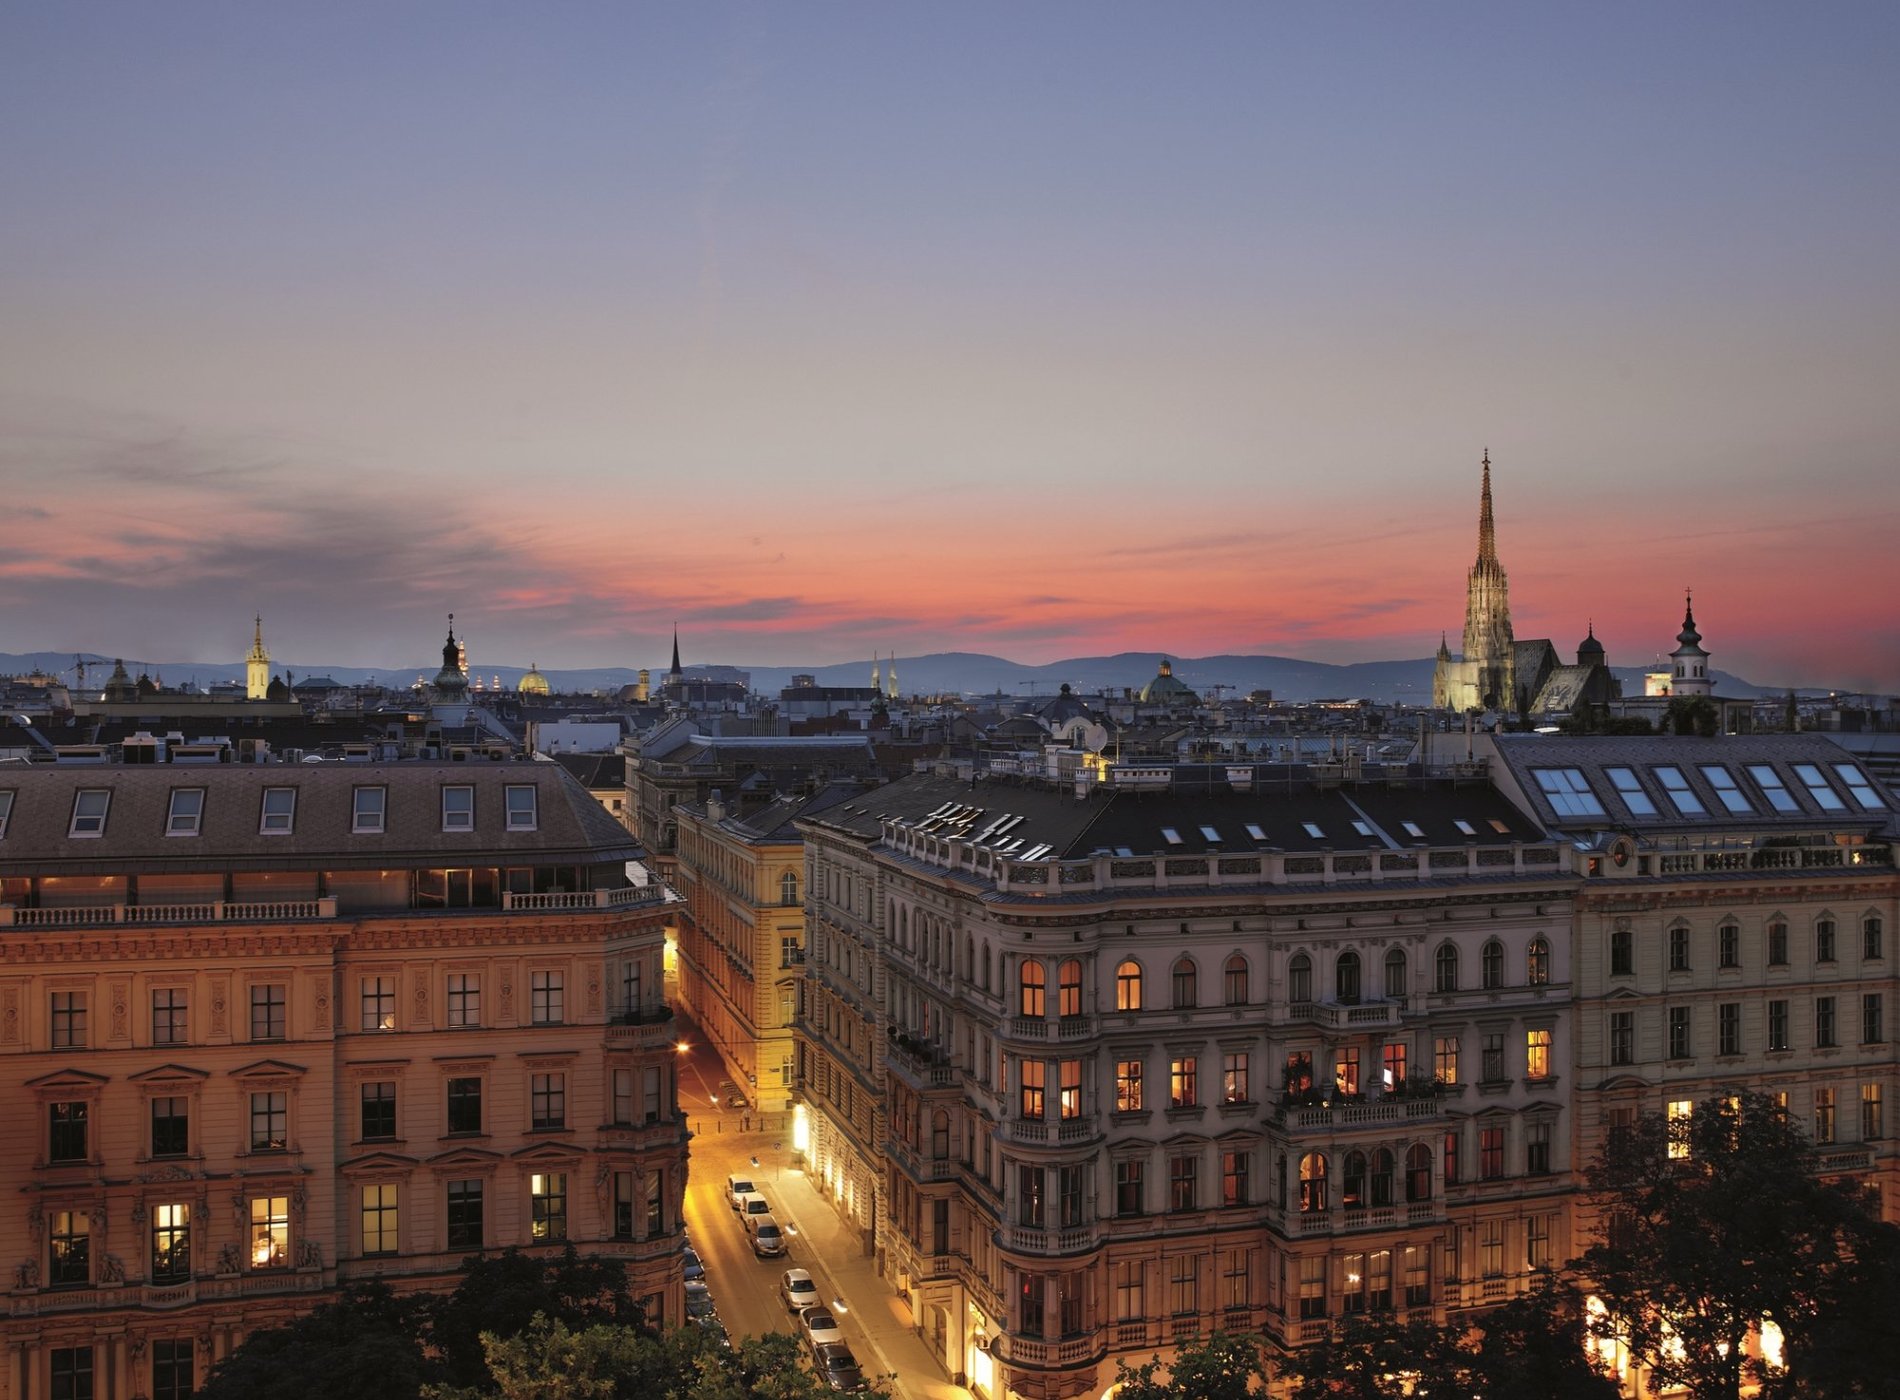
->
682;1245;705;1281
812;1342;865;1392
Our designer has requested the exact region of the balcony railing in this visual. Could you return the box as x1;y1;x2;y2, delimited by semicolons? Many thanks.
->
0;883;668;929
1278;1096;1444;1132
1284;998;1404;1030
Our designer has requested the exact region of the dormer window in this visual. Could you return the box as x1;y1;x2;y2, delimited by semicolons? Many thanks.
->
442;786;475;831
259;787;296;835
166;788;204;836
352;786;387;834
69;789;110;837
505;785;538;832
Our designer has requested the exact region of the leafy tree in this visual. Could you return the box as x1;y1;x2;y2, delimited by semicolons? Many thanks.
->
1664;696;1719;737
1110;1331;1267;1400
199;1282;431;1400
428;1247;646;1390
1279;1315;1465;1400
1464;1280;1620;1400
1580;1091;1888;1400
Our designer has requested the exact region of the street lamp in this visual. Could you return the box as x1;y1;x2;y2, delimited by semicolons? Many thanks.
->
676;1041;689;1054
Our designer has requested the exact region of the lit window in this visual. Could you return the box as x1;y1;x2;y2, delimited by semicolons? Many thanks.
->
1533;768;1605;818
166;788;204;835
441;785;475;831
151;1203;191;1285
362;1183;399;1256
1698;765;1753;814
1792;763;1846;812
531;1173;568;1241
1814;1087;1837;1145
1059;1059;1082;1119
352;786;386;833
50;1210;90;1285
1114;960;1143;1011
1526;1029;1551;1079
1654;767;1705;817
360;976;396;1032
505;785;538;831
1527;937;1550;985
1833;764;1885;811
69;788;110;836
1170;1056;1198;1109
1667;1100;1692;1159
1115;1059;1143;1113
259;787;296;834
1604;766;1658;816
1747;765;1801;813
251;1195;289;1268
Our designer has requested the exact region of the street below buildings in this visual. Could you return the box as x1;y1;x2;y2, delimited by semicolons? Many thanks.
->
672;1021;976;1400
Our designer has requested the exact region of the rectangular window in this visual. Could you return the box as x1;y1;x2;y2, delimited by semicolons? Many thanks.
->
1434;1035;1459;1085
1443;1129;1459;1186
1222;1051;1249;1104
531;1072;566;1130
1654;766;1706;816
50;1348;93;1400
166;788;205;835
1527;1215;1552;1270
152;987;188;1046
259;786;296;834
1745;764;1800;813
1611;928;1634;976
530;1172;567;1241
1116;1259;1144;1319
1719;923;1740;968
49;1101;88;1162
151;1096;189;1157
1669;1006;1692;1061
0;790;10;839
1604;766;1658;816
1481;1032;1504;1083
530;971;565;1025
151;1203;190;1285
447;973;481;1028
352;786;387;833
1019;1059;1046;1119
69;788;110;836
612;1170;635;1239
1534;768;1605;817
1298;1255;1327;1319
1667;1100;1692;1159
447;1077;483;1134
1719;1002;1741;1056
51;991;87;1049
1610;1011;1634;1066
1526;1029;1551;1079
1669;925;1691;971
1769;999;1790;1052
1222;1150;1249;1207
50;1209;90;1285
1769;922;1789;966
505;785;538;831
1526;1120;1551;1175
249;1091;287;1151
1169;1154;1198;1212
442;785;475;831
1115;1059;1143;1113
250;984;286;1041
361;1081;397;1140
1404;1244;1431;1307
1224;1248;1248;1308
1792;763;1847;812
1866;916;1886;962
1699;765;1753;814
362;1183;399;1255
1115;1158;1143;1216
1480;1220;1504;1277
1018;1164;1045;1227
1060;1164;1084;1227
1171;1252;1198;1316
446;1180;484;1251
251;1195;289;1269
1865;994;1885;1045
1170;1056;1198;1109
152;1340;193;1400
1834;763;1886;811
611;1068;634;1125
361;976;397;1032
1817;919;1838;963
1815;1087;1837;1145
1817;996;1838;1049
646;1171;664;1235
1863;1084;1884;1141
1479;1126;1504;1179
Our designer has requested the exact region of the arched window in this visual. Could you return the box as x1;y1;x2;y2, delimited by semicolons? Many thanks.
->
1299;1153;1329;1213
1058;960;1083;1018
1019;961;1046;1018
1335;950;1361;1005
1384;948;1407;1001
1481;940;1504;990
1434;943;1458;993
1343;1150;1367;1209
780;871;799;907
1288;953;1313;1004
1527;937;1550;986
1405;1144;1432;1202
1172;957;1198;1009
1223;954;1249;1006
1115;960;1143;1012
931;1109;950;1160
1370;1149;1395;1207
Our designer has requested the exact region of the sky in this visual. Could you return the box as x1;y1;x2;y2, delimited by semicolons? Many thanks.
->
2;3;1897;690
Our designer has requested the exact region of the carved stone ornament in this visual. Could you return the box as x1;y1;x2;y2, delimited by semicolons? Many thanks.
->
13;1259;40;1290
111;981;130;1041
101;1252;126;1284
210;979;229;1037
216;1242;241;1275
1;986;18;1044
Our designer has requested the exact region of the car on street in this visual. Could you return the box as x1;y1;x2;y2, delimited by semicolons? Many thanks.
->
748;1214;787;1257
811;1342;866;1392
682;1245;705;1281
737;1190;771;1220
726;1174;757;1209
781;1268;819;1313
798;1306;844;1349
685;1279;715;1322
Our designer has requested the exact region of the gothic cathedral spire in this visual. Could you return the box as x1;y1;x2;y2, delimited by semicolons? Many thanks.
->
1477;448;1497;566
1433;450;1518;710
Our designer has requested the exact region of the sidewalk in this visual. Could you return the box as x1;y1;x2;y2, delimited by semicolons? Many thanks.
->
748;1128;972;1400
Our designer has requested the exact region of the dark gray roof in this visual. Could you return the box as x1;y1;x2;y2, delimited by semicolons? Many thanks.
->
0;761;639;875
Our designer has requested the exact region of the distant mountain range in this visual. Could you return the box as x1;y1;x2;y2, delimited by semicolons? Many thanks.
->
0;649;1789;705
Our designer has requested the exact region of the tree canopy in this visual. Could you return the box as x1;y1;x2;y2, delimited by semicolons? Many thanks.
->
1110;1332;1268;1400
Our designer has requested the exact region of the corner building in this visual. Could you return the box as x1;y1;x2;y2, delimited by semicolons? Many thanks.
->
795;762;1578;1399
0;762;684;1400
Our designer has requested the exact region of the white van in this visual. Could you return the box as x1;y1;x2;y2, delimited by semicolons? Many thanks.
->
748;1213;786;1257
737;1190;770;1220
726;1174;757;1210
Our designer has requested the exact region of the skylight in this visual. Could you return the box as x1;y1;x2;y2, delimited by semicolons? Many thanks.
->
1161;827;1184;845
1792;764;1846;812
1350;820;1373;837
1533;767;1606;818
1244;824;1267;842
1699;765;1753;815
1199;826;1221;842
1833;763;1886;811
1453;819;1476;836
1654;766;1706;817
1489;820;1511;834
1301;822;1324;838
1604;766;1658;817
1401;821;1425;839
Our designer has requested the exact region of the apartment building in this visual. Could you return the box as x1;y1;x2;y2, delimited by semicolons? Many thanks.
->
0;761;684;1400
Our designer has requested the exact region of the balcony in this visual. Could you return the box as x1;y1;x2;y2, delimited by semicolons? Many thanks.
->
998;1333;1103;1368
999;1224;1102;1256
885;1036;957;1091
1277;1095;1444;1134
0;883;670;930
604;1003;676;1050
1284;998;1404;1031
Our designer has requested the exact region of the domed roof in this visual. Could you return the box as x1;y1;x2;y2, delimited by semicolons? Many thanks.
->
265;675;293;702
517;664;551;696
1578;622;1604;658
1138;658;1198;704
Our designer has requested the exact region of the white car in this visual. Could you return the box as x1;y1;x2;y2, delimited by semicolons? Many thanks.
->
799;1306;844;1349
781;1268;819;1313
726;1174;757;1210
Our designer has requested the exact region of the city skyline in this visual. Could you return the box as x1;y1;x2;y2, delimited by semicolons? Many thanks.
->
3;6;1897;690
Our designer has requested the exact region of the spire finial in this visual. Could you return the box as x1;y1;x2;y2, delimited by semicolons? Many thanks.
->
1476;449;1498;565
670;625;682;678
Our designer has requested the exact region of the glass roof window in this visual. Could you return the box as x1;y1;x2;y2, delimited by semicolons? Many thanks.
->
1746;765;1800;814
1605;767;1658;817
1833;763;1886;811
1792;764;1847;812
1699;765;1754;815
1534;768;1606;818
1654;766;1706;817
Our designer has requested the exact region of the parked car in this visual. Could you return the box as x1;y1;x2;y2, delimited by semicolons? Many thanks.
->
685;1279;716;1321
811;1342;866;1392
737;1190;771;1220
725;1174;757;1209
798;1306;844;1349
682;1245;705;1282
781;1268;819;1313
749;1214;786;1258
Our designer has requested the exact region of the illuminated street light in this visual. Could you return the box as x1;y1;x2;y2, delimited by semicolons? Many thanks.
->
676;1041;689;1054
